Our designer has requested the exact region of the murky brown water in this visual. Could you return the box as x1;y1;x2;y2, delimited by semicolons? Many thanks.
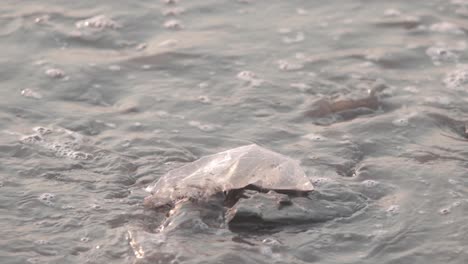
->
1;0;468;263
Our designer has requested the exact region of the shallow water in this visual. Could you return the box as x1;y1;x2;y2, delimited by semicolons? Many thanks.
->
1;0;468;263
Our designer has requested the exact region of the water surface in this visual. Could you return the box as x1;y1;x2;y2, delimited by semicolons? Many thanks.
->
1;0;468;263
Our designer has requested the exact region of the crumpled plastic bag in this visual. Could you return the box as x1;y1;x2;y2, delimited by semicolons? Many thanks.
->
145;144;313;208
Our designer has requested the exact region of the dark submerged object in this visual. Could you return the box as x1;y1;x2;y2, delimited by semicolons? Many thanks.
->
304;83;388;122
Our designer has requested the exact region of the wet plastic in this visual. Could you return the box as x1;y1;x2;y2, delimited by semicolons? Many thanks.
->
145;144;314;208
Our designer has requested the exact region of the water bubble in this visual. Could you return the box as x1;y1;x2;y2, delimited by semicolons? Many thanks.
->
188;121;217;132
198;95;211;104
303;133;326;141
296;8;308;15
164;20;184;30
141;64;152;70
34;15;50;24
156;111;170;117
276;60;304;71
33;127;52;135
39;193;55;205
237;71;257;81
163;7;185;16
108;65;121;71
290;82;311;91
136;43;147;51
444;65;468;90
362;180;379;188
262;238;282;248
282;32;305;44
75;15;120;30
192;219;209;231
278;28;292;34
311;177;332;186
386;205;400;215
404;86;419;93
21;134;43;143
384;8;402;17
21;88;42;99
163;0;179;4
448;179;458;185
35;240;48;245
426;46;458;65
45;68;65;79
159;39;178;47
69;151;93;160
392;118;409;127
439;207;450;215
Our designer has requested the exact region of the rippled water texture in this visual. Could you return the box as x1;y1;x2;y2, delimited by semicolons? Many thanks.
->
2;0;468;263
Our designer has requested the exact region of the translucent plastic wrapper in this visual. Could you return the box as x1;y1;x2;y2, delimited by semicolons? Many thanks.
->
145;144;314;208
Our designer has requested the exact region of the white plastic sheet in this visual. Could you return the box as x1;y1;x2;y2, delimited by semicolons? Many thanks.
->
145;144;313;208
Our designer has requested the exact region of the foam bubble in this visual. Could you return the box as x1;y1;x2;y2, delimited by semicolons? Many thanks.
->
386;204;400;215
276;60;304;71
278;28;292;34
296;8;308;15
20;128;93;160
21;88;42;99
424;96;452;105
236;71;265;86
163;0;179;4
311;177;333;186
75;15;120;30
237;71;257;81
362;180;379;188
198;95;211;104
282;32;305;44
403;86;419;93
39;193;55;206
21;134;43;144
164;20;184;30
158;39;178;47
163;7;185;16
392;118;409;127
262;238;282;248
444;65;468;90
188;121;218;132
290;82;311;91
108;65;121;71
34;15;50;24
439;207;450;215
426;46;458;65
136;43;147;50
384;8;402;17
303;133;326;141
429;22;464;34
45;68;65;79
35;240;48;245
